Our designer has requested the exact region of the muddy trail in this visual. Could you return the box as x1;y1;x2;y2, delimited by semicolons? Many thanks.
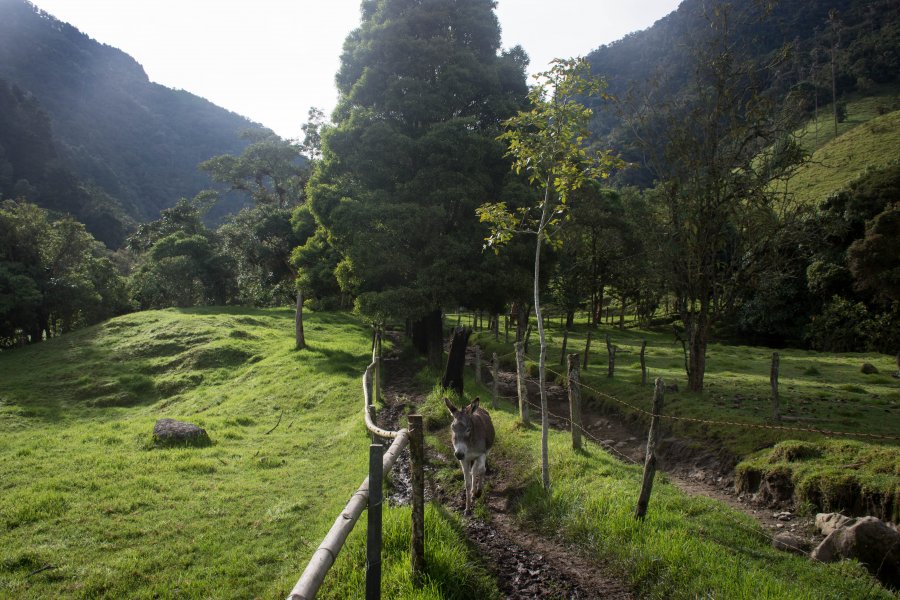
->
374;335;635;599
372;333;819;597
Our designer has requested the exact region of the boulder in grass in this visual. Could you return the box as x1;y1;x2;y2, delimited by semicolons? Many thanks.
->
811;516;900;588
153;418;210;447
860;363;879;375
772;532;808;555
816;512;857;537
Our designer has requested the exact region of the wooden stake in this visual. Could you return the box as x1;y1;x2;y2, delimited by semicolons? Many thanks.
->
635;378;664;520
474;345;482;384
771;352;780;422
640;340;648;386
560;329;569;366
515;341;529;425
583;331;592;370
408;415;425;587
606;335;616;378
567;354;582;451
492;353;499;409
366;443;384;600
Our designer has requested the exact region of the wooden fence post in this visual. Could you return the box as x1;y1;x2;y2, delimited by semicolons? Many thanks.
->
474;346;482;384
515;341;529;425
640;340;648;386
560;329;569;366
374;356;382;405
583;331;592;370
568;353;582;451
771;352;780;422
606;335;616;378
635;378;664;520
408;415;425;587
524;325;532;354
366;443;384;600
504;314;509;343
492;353;499;409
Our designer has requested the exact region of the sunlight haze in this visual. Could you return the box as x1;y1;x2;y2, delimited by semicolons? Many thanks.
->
27;0;681;139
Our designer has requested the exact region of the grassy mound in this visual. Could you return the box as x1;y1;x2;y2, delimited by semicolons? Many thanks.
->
737;439;899;522
0;308;488;598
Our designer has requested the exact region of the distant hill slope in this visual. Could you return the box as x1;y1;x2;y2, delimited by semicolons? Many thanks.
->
586;0;900;188
0;0;265;243
787;90;900;206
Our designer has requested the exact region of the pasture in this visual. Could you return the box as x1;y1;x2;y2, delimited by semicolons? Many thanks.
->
1;307;897;598
0;308;488;598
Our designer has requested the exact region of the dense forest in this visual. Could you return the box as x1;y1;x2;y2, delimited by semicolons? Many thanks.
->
2;0;898;381
0;0;265;245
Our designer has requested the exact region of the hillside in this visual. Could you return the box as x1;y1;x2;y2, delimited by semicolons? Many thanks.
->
586;0;900;188
0;0;265;244
0;308;493;597
788;97;900;206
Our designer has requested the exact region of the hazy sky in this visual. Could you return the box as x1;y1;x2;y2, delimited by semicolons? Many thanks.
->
28;0;681;140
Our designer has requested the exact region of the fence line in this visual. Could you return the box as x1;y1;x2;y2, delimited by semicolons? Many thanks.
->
532;361;900;442
286;347;411;600
513;394;822;560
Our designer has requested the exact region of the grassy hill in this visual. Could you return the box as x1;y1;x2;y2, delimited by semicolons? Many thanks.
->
0;308;494;598
787;86;900;206
2;308;897;598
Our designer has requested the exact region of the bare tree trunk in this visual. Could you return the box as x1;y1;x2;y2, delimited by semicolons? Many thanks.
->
686;307;709;392
535;181;552;492
295;288;306;350
442;327;470;397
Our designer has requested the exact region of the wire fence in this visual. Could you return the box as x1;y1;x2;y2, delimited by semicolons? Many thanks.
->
481;341;900;442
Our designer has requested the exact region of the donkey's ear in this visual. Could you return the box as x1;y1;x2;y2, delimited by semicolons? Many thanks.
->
469;397;480;413
443;397;458;415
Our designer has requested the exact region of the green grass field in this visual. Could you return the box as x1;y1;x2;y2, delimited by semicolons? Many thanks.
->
470;316;900;520
2;308;898;598
416;375;897;600
0;308;490;598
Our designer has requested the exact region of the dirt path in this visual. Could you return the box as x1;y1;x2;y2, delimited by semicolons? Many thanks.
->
376;335;635;599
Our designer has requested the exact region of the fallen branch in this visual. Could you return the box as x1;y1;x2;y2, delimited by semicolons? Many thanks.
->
27;565;56;578
265;409;284;435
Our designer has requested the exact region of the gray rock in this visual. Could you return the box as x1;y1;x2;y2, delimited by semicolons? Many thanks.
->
815;512;857;536
811;516;900;588
772;532;808;555
153;418;210;446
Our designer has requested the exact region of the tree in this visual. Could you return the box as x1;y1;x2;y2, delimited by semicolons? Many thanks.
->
0;200;128;345
201;131;311;348
625;4;807;391
478;57;620;490
307;0;529;368
848;203;900;305
127;198;234;309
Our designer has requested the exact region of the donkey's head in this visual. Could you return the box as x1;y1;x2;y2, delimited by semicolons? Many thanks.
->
444;397;482;460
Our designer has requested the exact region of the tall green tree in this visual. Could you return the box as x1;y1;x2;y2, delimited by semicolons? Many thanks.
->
478;57;620;490
626;5;807;391
307;0;530;368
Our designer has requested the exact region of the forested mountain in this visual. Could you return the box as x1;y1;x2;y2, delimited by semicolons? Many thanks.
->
587;0;900;186
0;0;265;245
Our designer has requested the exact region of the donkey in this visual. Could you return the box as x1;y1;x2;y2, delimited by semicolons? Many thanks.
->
444;396;495;514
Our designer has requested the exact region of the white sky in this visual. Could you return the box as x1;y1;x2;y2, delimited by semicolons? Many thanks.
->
28;0;681;140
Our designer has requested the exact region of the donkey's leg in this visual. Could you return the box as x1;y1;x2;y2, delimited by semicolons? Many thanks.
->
460;459;473;513
472;454;487;498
